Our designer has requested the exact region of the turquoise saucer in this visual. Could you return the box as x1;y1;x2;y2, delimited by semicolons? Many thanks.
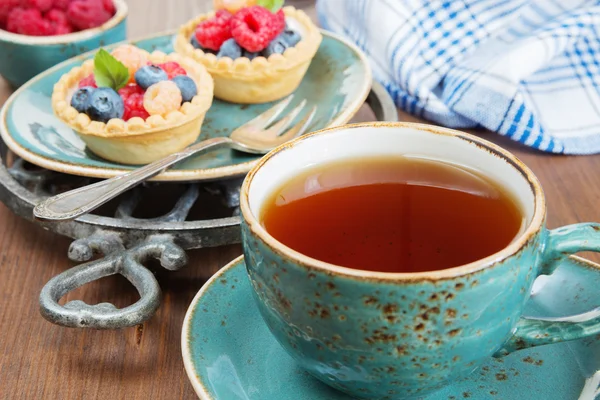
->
0;31;371;182
182;256;600;400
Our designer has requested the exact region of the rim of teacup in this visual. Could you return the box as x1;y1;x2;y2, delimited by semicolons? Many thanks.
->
0;0;127;45
240;121;547;281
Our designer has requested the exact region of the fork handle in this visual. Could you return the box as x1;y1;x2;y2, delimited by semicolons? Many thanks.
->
33;137;234;222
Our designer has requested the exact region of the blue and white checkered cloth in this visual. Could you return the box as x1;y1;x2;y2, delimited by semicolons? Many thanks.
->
317;0;600;154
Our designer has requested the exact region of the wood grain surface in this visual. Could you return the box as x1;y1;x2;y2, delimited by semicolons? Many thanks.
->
0;1;599;399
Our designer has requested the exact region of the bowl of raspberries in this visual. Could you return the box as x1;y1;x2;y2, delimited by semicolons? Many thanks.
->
0;0;127;87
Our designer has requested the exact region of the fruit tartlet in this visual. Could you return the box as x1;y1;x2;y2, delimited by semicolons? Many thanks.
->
174;0;321;104
52;45;214;165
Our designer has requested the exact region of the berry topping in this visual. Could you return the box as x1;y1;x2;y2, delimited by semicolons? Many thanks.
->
157;61;187;79
117;82;144;97
171;75;197;103
118;84;149;121
215;9;233;21
86;87;124;123
70;86;94;113
7;8;53;36
122;92;149;121
78;73;97;88
134;65;168;90
281;27;301;47
194;10;233;51
111;45;148;81
272;8;286;32
262;33;288;57
230;6;284;52
143;81;182;116
66;0;112;31
217;37;242;59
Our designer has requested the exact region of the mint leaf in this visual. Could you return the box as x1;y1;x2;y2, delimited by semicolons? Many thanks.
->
93;49;130;91
257;0;284;12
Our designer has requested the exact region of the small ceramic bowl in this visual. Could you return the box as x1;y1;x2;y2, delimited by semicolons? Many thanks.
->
0;0;127;88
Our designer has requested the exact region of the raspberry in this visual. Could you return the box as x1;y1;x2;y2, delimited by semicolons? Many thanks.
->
157;61;187;79
271;9;285;34
0;0;20;26
7;8;54;36
143;81;182;116
215;9;232;22
102;0;114;14
230;6;284;52
67;0;111;31
122;93;149;121
111;45;148;81
119;84;148;121
53;23;73;34
78;73;97;88
46;8;67;24
22;0;53;12
52;0;71;10
117;82;144;97
194;11;233;51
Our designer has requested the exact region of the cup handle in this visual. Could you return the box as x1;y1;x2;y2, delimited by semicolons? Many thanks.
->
495;223;600;356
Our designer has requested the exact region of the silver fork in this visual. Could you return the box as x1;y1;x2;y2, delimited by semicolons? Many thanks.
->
33;95;317;222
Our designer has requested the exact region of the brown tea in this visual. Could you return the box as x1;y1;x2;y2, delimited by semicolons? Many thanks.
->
260;156;523;273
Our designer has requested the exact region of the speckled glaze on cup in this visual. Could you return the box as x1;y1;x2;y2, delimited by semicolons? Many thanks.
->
239;122;600;400
0;0;127;88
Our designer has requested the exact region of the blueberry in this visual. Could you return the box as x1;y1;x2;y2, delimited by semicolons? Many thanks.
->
262;36;289;58
191;35;202;49
191;35;215;54
217;38;242;59
171;75;197;103
243;50;259;60
282;29;301;47
70;86;95;113
135;65;168;90
86;88;124;123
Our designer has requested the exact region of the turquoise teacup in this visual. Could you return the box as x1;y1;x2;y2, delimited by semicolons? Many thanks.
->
240;122;600;399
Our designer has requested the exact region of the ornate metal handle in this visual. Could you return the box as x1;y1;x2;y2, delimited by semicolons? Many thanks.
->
39;235;187;329
33;137;233;222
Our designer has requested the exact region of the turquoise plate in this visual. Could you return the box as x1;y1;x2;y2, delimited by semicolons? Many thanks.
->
0;31;371;182
182;256;600;400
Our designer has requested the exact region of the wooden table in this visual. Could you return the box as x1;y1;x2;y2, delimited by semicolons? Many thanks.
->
1;1;599;399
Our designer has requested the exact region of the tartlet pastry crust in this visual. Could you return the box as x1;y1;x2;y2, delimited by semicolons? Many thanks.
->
174;6;322;104
52;50;214;164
